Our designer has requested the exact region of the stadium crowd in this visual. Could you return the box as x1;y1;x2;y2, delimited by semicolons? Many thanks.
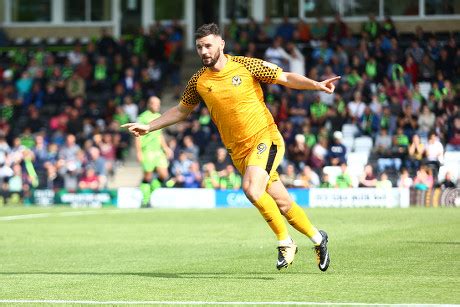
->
0;15;458;201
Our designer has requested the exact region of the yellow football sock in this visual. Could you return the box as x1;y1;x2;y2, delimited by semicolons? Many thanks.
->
284;202;319;239
252;192;289;241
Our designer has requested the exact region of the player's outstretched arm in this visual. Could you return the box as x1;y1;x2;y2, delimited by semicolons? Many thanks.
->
121;104;192;137
276;72;341;94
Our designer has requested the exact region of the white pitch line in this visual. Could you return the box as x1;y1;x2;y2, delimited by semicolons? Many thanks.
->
0;300;456;306
0;209;121;221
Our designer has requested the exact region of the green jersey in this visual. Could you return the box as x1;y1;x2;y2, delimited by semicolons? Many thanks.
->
137;111;162;151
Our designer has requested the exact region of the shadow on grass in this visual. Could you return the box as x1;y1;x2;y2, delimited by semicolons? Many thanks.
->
0;271;280;280
405;241;460;245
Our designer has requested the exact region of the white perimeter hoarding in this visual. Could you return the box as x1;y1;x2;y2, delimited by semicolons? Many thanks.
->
117;187;143;208
150;188;215;209
309;188;410;208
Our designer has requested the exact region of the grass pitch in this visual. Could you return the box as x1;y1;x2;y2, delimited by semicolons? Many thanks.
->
0;207;459;305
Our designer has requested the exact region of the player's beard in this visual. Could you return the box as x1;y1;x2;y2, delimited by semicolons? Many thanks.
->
201;48;221;67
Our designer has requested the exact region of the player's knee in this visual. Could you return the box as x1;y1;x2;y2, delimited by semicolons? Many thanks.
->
243;183;264;203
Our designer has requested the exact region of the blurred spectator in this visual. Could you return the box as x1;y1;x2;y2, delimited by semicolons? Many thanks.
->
213;147;231;176
407;134;425;171
424;132;444;177
280;163;296;188
438;171;457;189
335;163;352;188
359;165;377;188
181;135;199;162
326;131;346;166
79;167;100;191
296;165;320;188
182;161;202;188
219;165;241;190
319;173;333;188
413;165;434;191
264;36;288;71
288;134;309;171
310;136;328;170
397;169;413;189
327;14;349;43
311;17;328;41
201;162;220;189
376;172;392;189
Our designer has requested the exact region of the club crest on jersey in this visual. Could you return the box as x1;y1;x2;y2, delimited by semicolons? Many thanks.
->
232;75;242;86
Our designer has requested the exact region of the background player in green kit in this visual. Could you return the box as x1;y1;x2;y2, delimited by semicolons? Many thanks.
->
135;96;173;206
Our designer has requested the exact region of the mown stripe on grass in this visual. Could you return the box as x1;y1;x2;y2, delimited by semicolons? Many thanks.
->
0;300;456;306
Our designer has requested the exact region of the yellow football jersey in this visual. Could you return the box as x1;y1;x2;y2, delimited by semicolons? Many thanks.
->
179;55;282;159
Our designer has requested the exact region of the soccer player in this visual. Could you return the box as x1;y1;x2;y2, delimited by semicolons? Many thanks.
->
135;96;172;206
123;24;339;271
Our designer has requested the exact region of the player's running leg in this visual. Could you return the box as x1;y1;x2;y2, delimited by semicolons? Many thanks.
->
243;165;296;270
267;180;330;272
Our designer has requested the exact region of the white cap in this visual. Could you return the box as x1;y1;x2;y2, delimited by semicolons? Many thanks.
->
3;70;13;79
333;131;343;140
295;134;305;143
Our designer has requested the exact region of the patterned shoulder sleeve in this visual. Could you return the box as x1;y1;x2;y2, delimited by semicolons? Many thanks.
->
231;56;282;84
179;67;206;109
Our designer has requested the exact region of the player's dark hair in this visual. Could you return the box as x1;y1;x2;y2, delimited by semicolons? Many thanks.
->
195;23;221;39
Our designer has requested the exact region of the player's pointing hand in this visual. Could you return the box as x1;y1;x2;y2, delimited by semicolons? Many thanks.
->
121;123;150;137
317;76;341;94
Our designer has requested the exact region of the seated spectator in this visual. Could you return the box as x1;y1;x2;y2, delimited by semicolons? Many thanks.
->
397;169;413;189
59;160;81;192
438;171;457;189
213;147;231;177
288;134;309;171
312;40;333;64
335;163;352;188
86;146;107;188
406;134;425;172
376;172;392;189
310;94;328;129
280;164;296;188
172;151;193;178
8;163;23;193
359;106;379;137
446;115;460;152
413;165;434;191
347;91;366;123
358;165;377;188
326;131;347;166
288;92;309;126
79;167;100;191
219;165;241;190
310;136;328;170
377;127;407;172
181;135;199;162
327;14;349;43
398;105;418;138
201;162;220;189
417;105;435;138
296;165;320;188
41;163;64;191
182;161;202;188
310;17;328;42
424;132;444;178
319;173;334;188
374;128;392;157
